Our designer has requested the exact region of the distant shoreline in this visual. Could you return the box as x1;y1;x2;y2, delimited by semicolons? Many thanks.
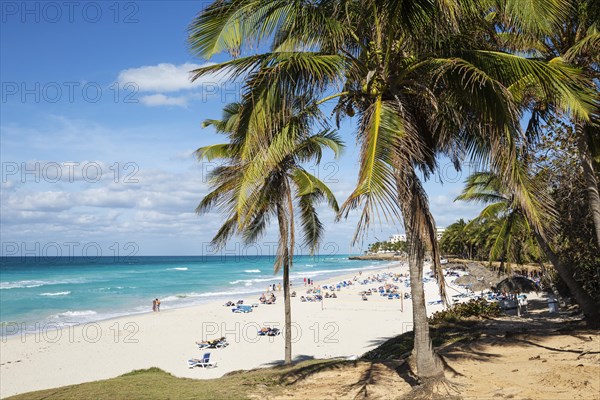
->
348;254;406;261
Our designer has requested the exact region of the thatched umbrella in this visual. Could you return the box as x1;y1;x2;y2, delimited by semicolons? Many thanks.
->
496;276;538;293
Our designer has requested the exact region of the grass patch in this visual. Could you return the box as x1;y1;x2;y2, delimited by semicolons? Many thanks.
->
6;360;346;400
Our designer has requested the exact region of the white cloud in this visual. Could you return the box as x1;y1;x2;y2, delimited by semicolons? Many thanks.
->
140;94;188;107
117;62;221;93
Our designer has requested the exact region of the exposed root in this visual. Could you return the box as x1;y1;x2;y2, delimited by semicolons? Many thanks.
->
397;376;463;400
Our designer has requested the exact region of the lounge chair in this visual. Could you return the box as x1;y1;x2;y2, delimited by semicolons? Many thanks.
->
188;352;217;368
232;305;253;313
267;328;281;336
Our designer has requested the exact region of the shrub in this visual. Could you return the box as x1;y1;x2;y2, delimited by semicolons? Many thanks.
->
429;298;501;324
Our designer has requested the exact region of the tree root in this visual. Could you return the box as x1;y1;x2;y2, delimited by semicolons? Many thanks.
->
397;376;464;400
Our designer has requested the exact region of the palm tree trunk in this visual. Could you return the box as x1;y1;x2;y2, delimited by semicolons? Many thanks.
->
408;229;444;380
284;185;295;365
576;123;600;248
538;259;564;307
396;169;445;381
283;255;292;364
276;202;293;365
533;230;599;319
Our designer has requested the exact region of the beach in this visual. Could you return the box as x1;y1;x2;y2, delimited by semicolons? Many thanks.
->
0;262;458;398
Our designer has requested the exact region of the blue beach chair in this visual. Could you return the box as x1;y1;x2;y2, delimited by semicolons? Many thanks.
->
188;352;217;368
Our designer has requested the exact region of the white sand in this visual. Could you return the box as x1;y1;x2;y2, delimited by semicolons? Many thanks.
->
0;263;462;398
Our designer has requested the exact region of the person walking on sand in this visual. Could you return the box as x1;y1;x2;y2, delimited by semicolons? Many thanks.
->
152;299;156;312
156;298;161;312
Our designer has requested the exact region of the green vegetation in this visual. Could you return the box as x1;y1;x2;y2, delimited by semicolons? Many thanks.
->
196;102;343;364
441;117;600;316
367;240;407;254
429;299;503;325
5;363;315;400
188;0;599;390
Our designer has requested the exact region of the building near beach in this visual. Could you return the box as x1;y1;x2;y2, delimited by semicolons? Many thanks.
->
389;234;407;243
436;227;446;240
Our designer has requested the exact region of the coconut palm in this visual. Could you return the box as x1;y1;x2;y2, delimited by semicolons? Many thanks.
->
456;172;541;269
492;0;600;246
188;0;593;387
196;100;343;364
439;219;470;259
456;170;599;318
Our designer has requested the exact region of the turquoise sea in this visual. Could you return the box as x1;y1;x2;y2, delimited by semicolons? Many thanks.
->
0;255;390;335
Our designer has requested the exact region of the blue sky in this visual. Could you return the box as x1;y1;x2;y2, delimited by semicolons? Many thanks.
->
0;1;482;257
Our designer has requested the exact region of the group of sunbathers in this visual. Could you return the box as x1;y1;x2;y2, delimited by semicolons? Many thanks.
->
257;327;281;336
223;300;245;307
259;293;276;304
196;336;229;349
300;294;323;302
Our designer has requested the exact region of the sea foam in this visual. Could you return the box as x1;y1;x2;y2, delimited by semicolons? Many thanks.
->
40;291;71;296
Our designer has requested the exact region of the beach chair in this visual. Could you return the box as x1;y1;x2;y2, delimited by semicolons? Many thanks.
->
196;341;211;349
267;328;281;336
188;352;217;368
212;337;229;348
232;305;253;313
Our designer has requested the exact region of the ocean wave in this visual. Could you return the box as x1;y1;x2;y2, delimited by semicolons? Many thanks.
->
0;278;86;290
55;310;97;318
229;276;280;285
168;267;188;271
244;269;261;273
162;288;261;302
40;291;71;296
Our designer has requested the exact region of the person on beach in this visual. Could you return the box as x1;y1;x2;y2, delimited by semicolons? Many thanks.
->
304;277;307;286
152;299;156;312
272;283;276;291
277;283;281;291
156;298;161;311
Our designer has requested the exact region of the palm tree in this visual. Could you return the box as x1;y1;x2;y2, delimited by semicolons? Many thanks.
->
456;171;599;318
439;219;469;258
187;0;593;387
456;172;540;270
492;0;600;246
196;100;343;364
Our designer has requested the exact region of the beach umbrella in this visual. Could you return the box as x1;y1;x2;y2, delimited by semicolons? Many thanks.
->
495;276;538;293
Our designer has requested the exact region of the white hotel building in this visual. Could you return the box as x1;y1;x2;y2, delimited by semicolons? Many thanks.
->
389;227;445;243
